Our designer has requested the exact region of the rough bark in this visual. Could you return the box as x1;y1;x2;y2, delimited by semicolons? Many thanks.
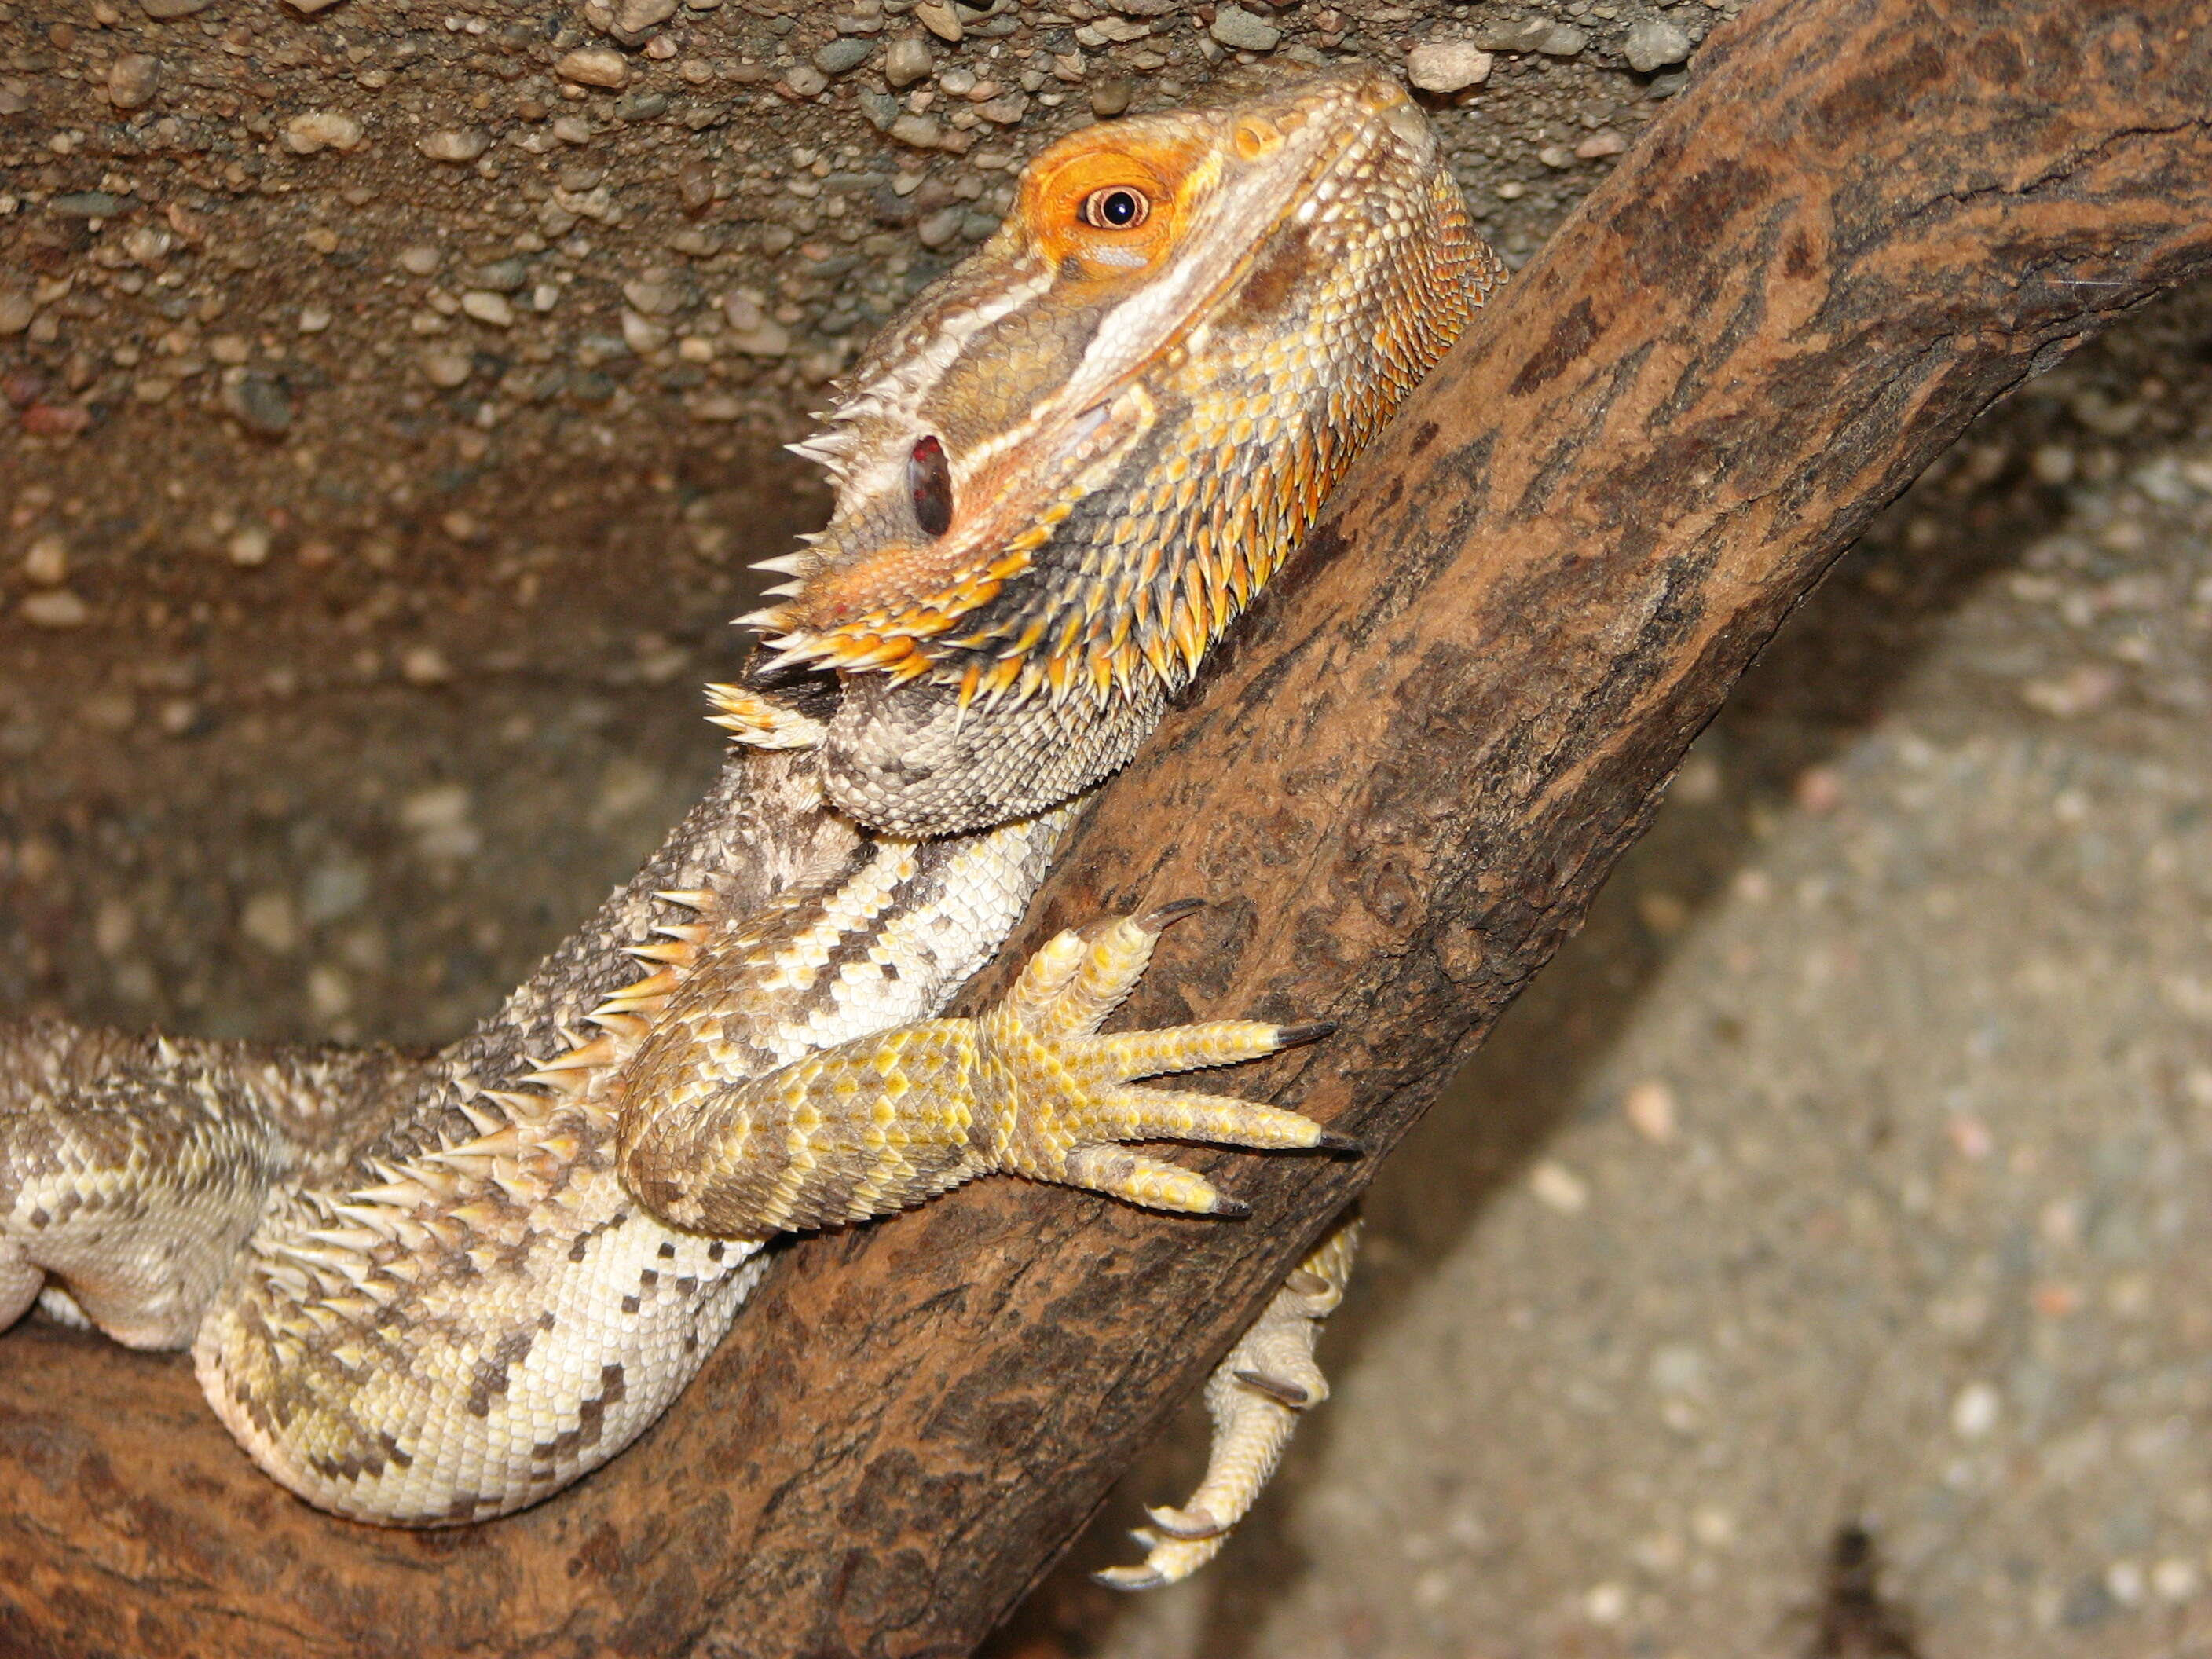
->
5;0;2212;1654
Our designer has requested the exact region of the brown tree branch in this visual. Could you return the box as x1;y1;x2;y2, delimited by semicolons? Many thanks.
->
5;0;2211;1654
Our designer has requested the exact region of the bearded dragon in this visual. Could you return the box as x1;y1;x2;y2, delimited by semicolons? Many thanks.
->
0;70;1500;1588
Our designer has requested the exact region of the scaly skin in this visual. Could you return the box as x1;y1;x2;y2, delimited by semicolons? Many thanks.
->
0;71;1503;1547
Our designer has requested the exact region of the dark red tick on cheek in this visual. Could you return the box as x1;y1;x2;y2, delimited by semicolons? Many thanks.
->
908;435;954;538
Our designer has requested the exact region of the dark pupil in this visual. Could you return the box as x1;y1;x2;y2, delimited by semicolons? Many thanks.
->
908;434;953;538
1099;189;1138;226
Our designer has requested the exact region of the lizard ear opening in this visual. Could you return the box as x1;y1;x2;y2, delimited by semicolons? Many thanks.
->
908;435;954;538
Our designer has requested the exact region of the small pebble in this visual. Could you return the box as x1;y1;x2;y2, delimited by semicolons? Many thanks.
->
461;291;515;328
1209;5;1281;51
917;205;965;250
888;112;943;149
1623;16;1695;72
1537;22;1588;57
229;375;294;437
93;899;135;958
1529;1159;1591;1214
20;591;90;628
471;257;529;293
400;784;480;859
137;0;214;17
1476;16;1554;52
23;536;68;586
1624;1079;1678;1144
1407;41;1492;94
556;48;630;90
2020;665;2120;718
912;0;961;42
614;0;676;31
782;64;829;98
814;37;873;75
0;293;33;335
2031;443;2075;484
2152;1558;2199;1602
1090;77;1133;117
307;965;353;1020
298;303;332;333
884;34;933;87
726;319;790;356
240;891;298;954
622;310;672;353
228;525;272;566
284;109;364;154
623;273;683;315
1951;1380;2001;1438
1793;764;1844;813
401;645;454;686
1584;1584;1628;1624
422;349;473;388
1575;129;1628;160
108;52;160;109
398;244;442;276
419;128;492;163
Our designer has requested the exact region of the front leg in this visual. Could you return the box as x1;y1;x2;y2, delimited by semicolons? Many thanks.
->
615;904;1346;1237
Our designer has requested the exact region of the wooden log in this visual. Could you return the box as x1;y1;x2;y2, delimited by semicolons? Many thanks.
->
4;0;2210;1653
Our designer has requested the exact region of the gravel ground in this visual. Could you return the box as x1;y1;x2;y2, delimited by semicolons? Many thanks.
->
4;5;2211;1654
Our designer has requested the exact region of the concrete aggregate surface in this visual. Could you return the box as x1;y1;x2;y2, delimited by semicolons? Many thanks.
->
2;2;2209;1654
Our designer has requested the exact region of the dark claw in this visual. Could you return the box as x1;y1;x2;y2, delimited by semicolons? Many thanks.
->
1093;1566;1166;1592
1234;1367;1314;1408
1139;897;1207;929
1314;1130;1364;1154
1210;1195;1253;1218
1274;1020;1337;1047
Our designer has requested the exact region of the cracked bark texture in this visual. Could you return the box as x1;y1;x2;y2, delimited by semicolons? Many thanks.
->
5;0;2212;1654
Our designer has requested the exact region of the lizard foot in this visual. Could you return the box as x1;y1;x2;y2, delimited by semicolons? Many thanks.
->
983;901;1349;1215
1096;1214;1361;1591
616;903;1349;1235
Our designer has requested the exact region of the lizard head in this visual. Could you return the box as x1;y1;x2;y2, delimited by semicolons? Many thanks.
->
744;68;1502;837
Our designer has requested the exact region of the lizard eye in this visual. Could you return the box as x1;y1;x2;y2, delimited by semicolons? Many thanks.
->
908;434;953;538
1079;186;1150;230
